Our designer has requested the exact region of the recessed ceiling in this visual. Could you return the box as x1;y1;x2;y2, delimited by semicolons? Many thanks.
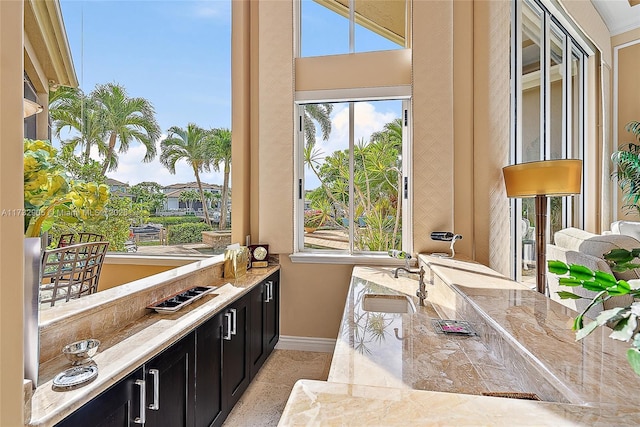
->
591;0;640;36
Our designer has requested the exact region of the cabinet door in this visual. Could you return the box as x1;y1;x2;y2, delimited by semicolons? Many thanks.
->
222;295;250;412
144;333;195;427
195;314;224;427
55;368;145;427
249;280;268;378
265;272;280;354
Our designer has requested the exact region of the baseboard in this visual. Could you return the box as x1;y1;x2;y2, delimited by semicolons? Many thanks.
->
275;335;336;353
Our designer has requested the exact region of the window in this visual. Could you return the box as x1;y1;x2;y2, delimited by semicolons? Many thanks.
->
299;0;409;57
51;0;231;258
295;99;411;256
511;0;588;282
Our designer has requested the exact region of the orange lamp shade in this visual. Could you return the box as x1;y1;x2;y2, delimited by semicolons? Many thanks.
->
502;159;582;198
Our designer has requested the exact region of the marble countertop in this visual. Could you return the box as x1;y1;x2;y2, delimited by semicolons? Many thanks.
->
278;256;640;426
28;263;279;427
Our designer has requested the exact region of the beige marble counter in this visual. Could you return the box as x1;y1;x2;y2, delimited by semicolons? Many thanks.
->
27;257;279;427
278;255;640;426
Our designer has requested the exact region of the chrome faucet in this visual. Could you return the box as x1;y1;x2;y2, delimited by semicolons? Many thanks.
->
393;265;428;306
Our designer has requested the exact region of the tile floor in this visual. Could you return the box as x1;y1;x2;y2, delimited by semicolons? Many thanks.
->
222;350;333;427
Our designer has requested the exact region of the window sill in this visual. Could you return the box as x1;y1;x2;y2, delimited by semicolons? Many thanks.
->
289;252;417;266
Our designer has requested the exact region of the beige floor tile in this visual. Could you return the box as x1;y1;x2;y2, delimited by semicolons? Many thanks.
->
222;349;332;426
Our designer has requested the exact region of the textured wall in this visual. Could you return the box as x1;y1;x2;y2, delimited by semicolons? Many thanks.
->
473;0;511;275
412;0;455;254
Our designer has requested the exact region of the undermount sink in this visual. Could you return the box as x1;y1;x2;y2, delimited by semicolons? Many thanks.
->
362;294;416;314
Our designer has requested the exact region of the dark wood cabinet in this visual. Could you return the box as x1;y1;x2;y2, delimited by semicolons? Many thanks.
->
144;333;195;427
221;294;250;412
194;314;224;427
249;271;280;377
56;270;280;427
54;367;144;427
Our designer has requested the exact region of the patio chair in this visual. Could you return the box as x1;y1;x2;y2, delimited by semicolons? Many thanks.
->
57;232;105;247
40;241;109;307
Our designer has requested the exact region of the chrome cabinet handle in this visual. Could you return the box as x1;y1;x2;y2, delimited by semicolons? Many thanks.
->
264;282;270;303
268;281;274;303
134;379;146;424
230;308;237;336
224;312;232;340
148;368;160;410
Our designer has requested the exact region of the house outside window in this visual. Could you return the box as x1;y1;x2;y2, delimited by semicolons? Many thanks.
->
511;0;590;283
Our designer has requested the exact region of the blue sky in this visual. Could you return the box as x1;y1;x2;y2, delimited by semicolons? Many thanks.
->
58;0;403;187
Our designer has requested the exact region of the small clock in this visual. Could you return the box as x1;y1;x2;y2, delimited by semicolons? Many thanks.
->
249;244;269;268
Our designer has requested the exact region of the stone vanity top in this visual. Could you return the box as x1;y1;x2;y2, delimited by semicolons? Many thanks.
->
278;255;640;426
27;256;279;427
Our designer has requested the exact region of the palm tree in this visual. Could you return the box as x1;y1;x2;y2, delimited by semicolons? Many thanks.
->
49;86;109;163
208;128;232;230
303;104;333;148
160;123;213;226
91;83;161;175
179;190;199;212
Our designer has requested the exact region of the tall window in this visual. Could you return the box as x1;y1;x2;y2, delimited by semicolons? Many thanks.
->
512;0;587;282
296;99;410;255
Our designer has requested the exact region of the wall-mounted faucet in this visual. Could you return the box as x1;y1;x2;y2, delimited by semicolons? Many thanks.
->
393;265;428;306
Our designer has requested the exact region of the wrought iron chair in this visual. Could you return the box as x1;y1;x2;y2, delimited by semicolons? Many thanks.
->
57;233;105;247
40;241;109;307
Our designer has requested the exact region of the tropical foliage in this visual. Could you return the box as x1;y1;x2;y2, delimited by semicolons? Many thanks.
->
207;128;232;230
167;222;214;245
611;120;640;215
304;117;403;251
23;139;110;238
548;250;640;376
49;83;161;175
130;182;167;215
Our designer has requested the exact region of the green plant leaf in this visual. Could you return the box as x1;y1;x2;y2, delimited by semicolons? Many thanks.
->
608;280;631;296
556;291;582;300
610;315;637;342
604;248;635;264
558;277;584;287
576;320;599;340
548;260;569;275
581;281;607;292
594;271;617;287
595;307;627;325
568;264;595;281
627;348;640;377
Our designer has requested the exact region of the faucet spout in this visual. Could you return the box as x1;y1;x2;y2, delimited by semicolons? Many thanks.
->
393;266;428;306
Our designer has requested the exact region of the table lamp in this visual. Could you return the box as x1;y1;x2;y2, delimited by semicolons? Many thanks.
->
502;159;582;294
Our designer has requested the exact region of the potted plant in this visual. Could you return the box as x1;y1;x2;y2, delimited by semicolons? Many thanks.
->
24;139;110;238
304;209;325;233
611;120;640;215
548;250;640;376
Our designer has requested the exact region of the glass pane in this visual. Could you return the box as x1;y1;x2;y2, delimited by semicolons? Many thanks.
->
549;24;565;160
354;0;406;52
54;0;231;256
353;100;403;252
521;0;543;163
300;0;349;57
303;102;349;251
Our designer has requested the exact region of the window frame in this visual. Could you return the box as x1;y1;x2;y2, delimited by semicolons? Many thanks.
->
291;93;412;264
510;0;590;281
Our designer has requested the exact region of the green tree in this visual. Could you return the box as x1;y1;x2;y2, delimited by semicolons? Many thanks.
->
160;123;213;225
612;121;640;215
208;128;232;230
91;83;161;175
49;86;109;163
130;181;167;214
303;104;333;148
179;190;199;213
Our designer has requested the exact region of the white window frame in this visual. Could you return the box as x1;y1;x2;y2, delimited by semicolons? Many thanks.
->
510;0;590;280
290;93;412;264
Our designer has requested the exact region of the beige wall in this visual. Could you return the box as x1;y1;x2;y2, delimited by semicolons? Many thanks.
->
1;1;26;424
98;263;177;291
612;31;640;221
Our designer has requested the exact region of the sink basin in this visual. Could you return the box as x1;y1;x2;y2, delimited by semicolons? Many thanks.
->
362;294;416;314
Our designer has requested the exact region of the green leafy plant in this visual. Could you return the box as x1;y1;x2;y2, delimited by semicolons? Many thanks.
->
611;120;640;215
23;139;110;238
167;222;213;245
304;209;325;228
548;250;640;376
